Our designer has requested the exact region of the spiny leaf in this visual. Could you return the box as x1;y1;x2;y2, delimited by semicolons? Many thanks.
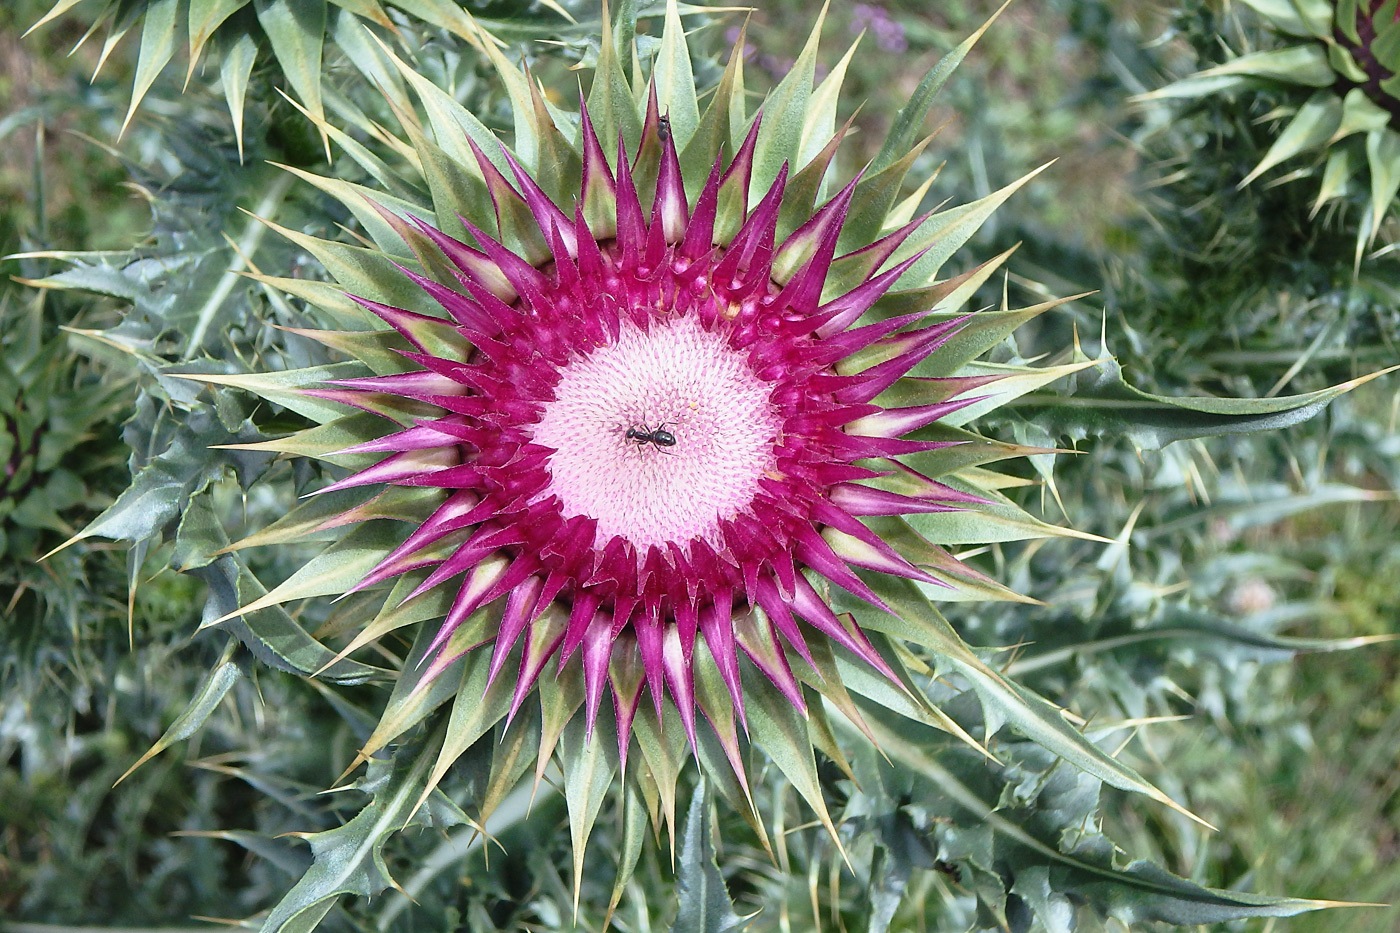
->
385;0;496;51
213;414;388;468
670;782;750;933
1364;128;1400;241
190;0;247;66
218;26;258;157
886;283;1058;377
897;481;1106;546
475;20;541;171
824;643;989;757
1141;45;1336;100
898;422;1055;478
1006;612;1400;678
849;579;1207;826
678;20;746;195
260;727;465;932
931;357;1101;426
177;495;388;684
862;717;1353;926
1239;92;1341;187
116;643;244;786
534;661;584;788
1140;482;1388;539
632;701;689;849
867;516;1040;604
797;32;859;170
274;165;429;259
250;214;443;317
1013;358;1398;450
211;524;404;624
217;486;380;552
1238;0;1333;38
240;272;378;331
835;132;934;255
474;710;540;829
169;363;382;426
895;164;1051;287
318;571;454;673
45;400;272;558
587;0;642;158
25;0;92;35
607;781;650;926
274;325;415;376
856;244;1014;323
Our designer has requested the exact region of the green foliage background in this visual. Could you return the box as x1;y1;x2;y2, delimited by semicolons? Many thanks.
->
1;0;1397;930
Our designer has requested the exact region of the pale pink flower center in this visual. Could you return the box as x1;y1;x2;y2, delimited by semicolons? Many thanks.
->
530;314;781;552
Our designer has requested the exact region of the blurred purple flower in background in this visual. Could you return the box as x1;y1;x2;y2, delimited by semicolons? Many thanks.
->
726;24;793;79
851;3;908;53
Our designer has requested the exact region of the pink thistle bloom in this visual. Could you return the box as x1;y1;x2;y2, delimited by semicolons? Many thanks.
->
322;103;976;763
199;3;1160;876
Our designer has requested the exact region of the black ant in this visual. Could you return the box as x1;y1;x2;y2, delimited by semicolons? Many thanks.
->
624;422;677;451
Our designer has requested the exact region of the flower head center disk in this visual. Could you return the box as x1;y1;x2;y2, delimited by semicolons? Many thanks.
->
532;312;781;553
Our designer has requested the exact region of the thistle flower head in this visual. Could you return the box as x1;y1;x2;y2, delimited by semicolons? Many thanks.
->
310;98;991;755
209;0;1133;884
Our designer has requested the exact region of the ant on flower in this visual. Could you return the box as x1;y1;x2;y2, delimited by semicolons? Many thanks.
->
624;422;677;451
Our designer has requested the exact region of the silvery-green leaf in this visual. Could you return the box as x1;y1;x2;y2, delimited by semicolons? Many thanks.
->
670;782;751;933
1012;357;1395;450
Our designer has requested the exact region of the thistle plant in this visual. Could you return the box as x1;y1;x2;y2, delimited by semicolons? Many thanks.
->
1147;0;1400;259
200;1;1128;845
17;1;1395;929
